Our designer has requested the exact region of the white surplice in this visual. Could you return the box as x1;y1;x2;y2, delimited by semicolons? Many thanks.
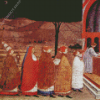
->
72;56;84;89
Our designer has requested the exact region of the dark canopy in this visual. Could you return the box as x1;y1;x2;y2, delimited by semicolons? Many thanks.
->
0;0;82;22
0;0;82;56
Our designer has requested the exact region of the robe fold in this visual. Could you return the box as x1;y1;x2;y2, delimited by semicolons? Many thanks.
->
83;47;98;73
0;54;21;95
54;53;72;95
21;47;39;95
38;52;54;95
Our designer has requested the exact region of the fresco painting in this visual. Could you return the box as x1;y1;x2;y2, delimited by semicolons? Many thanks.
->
0;0;100;100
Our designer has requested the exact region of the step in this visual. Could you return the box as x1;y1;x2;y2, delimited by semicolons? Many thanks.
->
83;77;100;99
84;73;100;88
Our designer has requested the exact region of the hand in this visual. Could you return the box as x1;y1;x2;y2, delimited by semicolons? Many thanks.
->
98;53;100;57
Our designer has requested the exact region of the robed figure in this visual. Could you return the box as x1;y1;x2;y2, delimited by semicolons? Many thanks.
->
53;46;72;98
72;50;84;92
83;43;99;73
21;46;39;96
38;46;55;97
0;46;20;95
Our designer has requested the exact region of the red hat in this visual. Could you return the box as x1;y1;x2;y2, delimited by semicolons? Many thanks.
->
58;46;67;52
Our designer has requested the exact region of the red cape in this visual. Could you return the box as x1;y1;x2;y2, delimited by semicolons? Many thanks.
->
21;47;39;91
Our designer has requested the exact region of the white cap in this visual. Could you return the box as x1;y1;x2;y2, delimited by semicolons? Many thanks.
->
4;43;8;48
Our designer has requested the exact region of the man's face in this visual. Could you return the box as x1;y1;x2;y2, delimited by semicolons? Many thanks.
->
47;49;52;53
76;51;80;55
32;48;35;54
59;48;68;54
64;49;68;54
77;52;82;57
92;45;96;48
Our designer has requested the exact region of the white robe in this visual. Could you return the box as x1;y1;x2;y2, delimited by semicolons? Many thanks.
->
83;47;98;73
72;56;84;89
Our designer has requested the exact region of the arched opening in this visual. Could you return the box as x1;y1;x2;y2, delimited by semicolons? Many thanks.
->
86;1;98;32
82;0;100;52
87;38;91;47
94;37;99;52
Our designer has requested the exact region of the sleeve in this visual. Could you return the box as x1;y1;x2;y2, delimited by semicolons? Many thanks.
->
89;48;98;57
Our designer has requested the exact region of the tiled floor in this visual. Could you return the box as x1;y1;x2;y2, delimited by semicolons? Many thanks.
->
0;86;95;100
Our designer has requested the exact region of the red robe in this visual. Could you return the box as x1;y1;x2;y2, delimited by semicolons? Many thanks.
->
0;54;21;95
38;52;54;90
21;47;39;95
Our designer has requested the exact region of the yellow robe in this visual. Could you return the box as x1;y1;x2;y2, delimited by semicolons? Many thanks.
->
54;54;72;95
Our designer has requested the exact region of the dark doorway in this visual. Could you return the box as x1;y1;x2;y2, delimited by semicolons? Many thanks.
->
94;37;99;52
87;38;91;47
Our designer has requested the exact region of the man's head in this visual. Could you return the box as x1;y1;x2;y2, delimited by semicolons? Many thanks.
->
58;46;68;54
91;42;97;47
73;49;84;57
43;46;52;53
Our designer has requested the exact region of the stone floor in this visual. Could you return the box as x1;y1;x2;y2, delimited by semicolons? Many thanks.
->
0;86;96;100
